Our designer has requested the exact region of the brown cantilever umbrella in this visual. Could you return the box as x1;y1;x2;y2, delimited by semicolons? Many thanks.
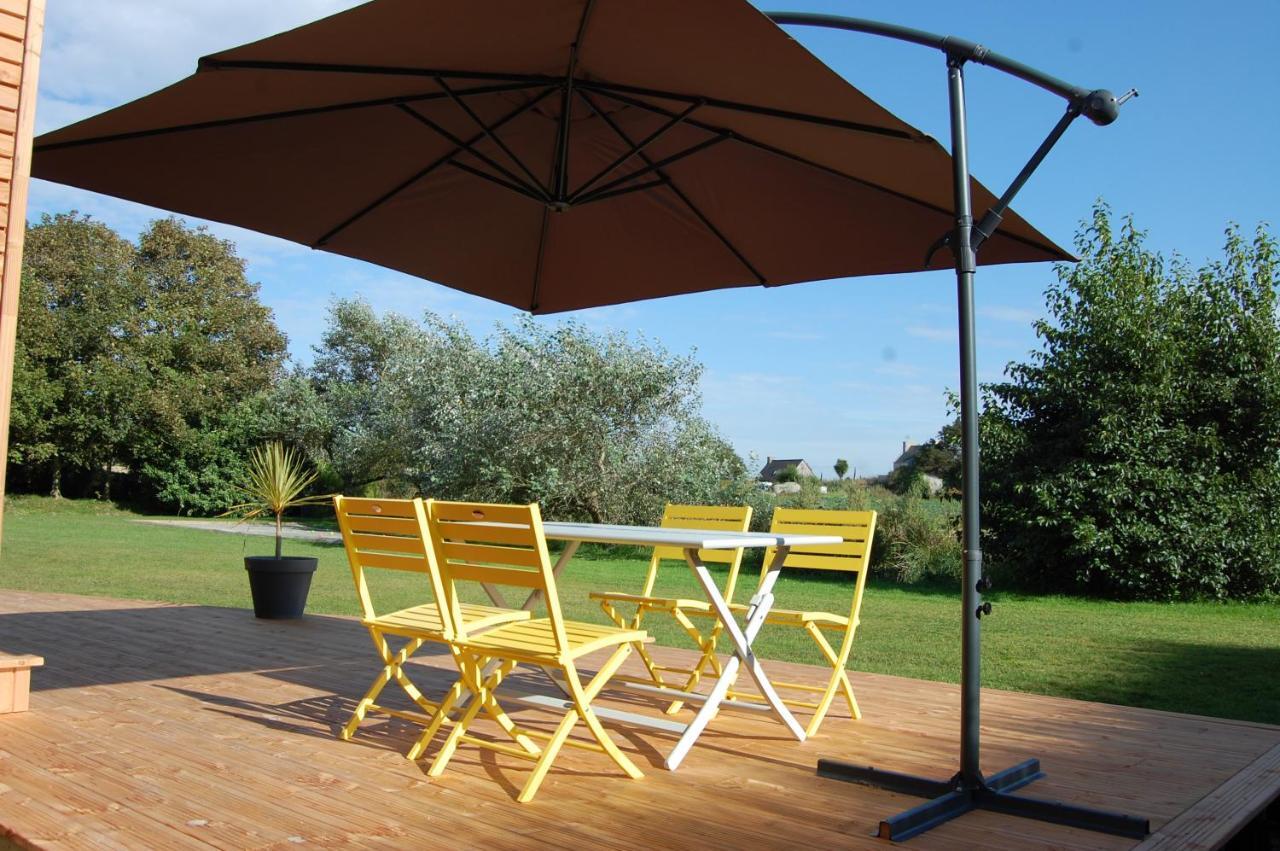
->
33;0;1144;840
32;0;1066;314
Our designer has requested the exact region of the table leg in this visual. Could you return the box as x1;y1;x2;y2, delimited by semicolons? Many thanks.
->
664;547;805;771
520;540;580;611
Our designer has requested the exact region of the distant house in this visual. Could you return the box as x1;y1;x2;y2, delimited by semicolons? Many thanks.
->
758;457;817;483
892;440;922;471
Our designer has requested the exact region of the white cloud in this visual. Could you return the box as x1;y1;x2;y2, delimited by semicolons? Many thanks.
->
906;324;956;342
980;305;1040;324
37;1;363;132
874;361;923;378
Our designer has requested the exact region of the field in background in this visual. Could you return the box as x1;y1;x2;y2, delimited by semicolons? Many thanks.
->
1;496;1277;724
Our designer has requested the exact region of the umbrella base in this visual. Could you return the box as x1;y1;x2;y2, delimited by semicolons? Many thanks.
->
816;757;1150;842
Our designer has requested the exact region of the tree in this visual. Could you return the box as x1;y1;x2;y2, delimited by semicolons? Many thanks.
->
982;205;1280;600
11;214;142;497
310;302;746;524
123;218;288;512
9;214;287;512
834;458;849;480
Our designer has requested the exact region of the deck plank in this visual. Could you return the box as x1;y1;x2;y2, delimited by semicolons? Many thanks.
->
0;590;1276;850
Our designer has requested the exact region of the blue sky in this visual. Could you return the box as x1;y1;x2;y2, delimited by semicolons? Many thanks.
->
27;1;1279;475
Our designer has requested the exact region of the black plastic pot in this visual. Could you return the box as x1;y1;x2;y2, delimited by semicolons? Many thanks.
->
244;556;317;619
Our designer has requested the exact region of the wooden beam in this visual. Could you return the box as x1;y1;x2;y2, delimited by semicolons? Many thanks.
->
1134;743;1280;851
0;0;44;551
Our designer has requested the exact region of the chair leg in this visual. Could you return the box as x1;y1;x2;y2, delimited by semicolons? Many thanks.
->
600;599;667;691
803;621;859;735
406;664;468;761
342;632;429;741
518;702;579;803
426;653;496;778
518;648;641;804
423;651;540;772
475;660;541;756
663;608;717;714
569;649;643;779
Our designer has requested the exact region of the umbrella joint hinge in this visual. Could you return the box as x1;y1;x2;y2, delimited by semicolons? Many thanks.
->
942;37;988;67
923;232;951;268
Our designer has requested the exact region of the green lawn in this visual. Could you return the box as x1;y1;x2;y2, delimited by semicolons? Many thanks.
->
2;496;1277;724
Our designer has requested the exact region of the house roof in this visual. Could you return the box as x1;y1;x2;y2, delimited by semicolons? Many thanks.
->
758;458;808;482
893;443;923;469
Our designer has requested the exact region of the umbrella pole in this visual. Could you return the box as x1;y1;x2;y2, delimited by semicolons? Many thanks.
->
764;12;1148;842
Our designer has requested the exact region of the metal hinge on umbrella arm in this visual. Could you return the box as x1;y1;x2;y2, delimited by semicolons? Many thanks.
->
922;87;1137;268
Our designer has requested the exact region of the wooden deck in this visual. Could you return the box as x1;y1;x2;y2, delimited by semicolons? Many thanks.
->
0;590;1276;850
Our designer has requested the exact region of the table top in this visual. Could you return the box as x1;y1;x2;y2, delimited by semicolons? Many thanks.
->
540;521;842;550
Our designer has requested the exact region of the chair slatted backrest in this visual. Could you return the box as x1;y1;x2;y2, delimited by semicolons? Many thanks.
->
333;496;449;631
428;501;567;651
761;508;878;621
640;504;754;599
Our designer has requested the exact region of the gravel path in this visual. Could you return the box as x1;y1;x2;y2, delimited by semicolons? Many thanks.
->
132;518;341;543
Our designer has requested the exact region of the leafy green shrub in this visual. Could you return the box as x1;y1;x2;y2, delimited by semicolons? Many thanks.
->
738;478;962;584
775;464;800;484
983;206;1280;600
874;495;963;584
311;303;744;526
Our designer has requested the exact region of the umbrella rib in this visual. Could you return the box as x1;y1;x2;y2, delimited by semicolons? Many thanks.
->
571;134;731;206
197;57;560;84
531;0;598;310
573;177;670;207
34;81;549;153
198;58;918;142
552;0;598;202
591;87;1058;260
397;103;550;202
569;101;701;200
578;90;766;285
437;77;549;196
530;207;551;312
448;160;549;204
572;79;919;142
314;87;557;247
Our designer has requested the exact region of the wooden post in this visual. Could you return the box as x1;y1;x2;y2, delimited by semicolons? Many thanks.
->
0;0;45;551
0;652;42;712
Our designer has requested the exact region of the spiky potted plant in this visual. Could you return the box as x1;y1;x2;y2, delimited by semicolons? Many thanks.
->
224;441;330;619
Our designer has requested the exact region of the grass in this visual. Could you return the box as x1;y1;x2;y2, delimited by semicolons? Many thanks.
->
2;495;1278;724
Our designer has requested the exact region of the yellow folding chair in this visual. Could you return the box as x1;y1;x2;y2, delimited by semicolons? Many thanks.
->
332;495;532;746
415;500;649;803
588;503;752;712
717;508;877;737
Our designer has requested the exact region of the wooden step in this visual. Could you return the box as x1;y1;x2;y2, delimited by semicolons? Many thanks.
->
0;652;43;713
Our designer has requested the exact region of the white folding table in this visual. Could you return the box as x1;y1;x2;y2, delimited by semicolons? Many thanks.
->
480;521;842;770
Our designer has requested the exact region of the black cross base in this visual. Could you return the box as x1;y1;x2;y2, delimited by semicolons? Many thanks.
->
817;758;1150;842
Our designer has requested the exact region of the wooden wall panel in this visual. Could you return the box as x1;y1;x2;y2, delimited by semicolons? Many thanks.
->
0;0;45;549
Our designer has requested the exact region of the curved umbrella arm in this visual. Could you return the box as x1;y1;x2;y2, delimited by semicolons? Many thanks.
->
764;11;1131;124
767;11;1137;255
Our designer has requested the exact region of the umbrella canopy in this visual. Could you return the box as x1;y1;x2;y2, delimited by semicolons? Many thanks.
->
32;0;1067;314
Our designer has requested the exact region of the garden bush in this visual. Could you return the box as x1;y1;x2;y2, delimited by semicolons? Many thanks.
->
983;206;1280;600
